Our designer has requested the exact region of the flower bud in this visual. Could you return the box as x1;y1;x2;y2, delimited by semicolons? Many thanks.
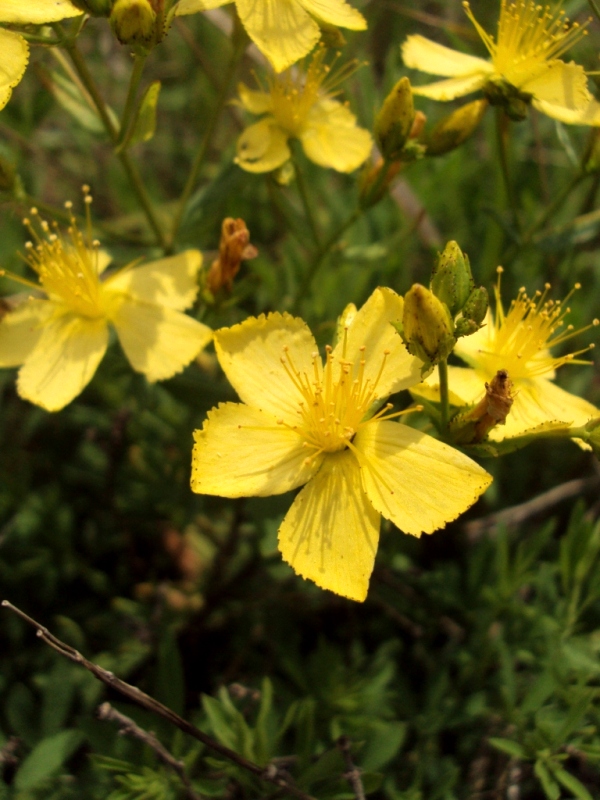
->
400;284;455;367
71;0;113;14
425;99;487;156
455;286;489;338
110;0;157;46
430;240;473;316
374;77;415;161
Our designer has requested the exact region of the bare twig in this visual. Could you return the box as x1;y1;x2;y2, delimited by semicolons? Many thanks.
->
97;703;202;800
464;475;600;541
1;601;316;800
337;736;366;800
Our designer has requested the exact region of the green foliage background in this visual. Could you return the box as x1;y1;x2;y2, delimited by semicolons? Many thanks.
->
1;1;600;798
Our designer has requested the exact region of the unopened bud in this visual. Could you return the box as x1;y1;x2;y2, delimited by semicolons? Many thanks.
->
374;77;415;161
425;99;487;157
0;156;16;192
399;284;455;368
110;0;157;46
431;240;473;316
72;0;113;14
205;217;258;296
455;286;489;338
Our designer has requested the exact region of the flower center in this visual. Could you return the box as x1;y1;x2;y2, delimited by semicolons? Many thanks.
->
279;334;399;460
463;0;588;89
21;190;105;319
470;269;598;382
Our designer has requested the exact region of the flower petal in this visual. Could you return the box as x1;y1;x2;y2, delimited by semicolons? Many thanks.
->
191;401;322;497
0;0;81;22
103;250;201;310
0;28;28;111
278;450;379;602
237;82;273;115
411;365;481;407
297;0;365;30
17;312;108;411
532;97;600;126
175;0;230;13
0;299;53;367
411;73;489;101
235;118;291;173
214;311;318;420
354;420;492;535
300;98;372;172
520;60;589;111
235;0;320;73
402;34;492;77
112;298;212;382
332;287;423;399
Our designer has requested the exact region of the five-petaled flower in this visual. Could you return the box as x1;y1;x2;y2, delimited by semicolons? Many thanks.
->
402;0;600;125
0;0;82;111
234;49;373;174
191;288;492;602
412;271;600;441
0;198;212;411
175;0;366;73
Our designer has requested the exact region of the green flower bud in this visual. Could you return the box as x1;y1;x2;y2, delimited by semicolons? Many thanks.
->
71;0;113;15
401;284;455;368
110;0;157;46
430;240;473;316
425;99;487;157
455;286;489;338
374;77;415;161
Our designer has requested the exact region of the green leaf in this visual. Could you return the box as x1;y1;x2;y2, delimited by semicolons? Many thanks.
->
15;730;84;790
488;737;528;759
298;747;346;788
550;764;594;800
534;759;561;800
128;81;161;148
46;70;105;134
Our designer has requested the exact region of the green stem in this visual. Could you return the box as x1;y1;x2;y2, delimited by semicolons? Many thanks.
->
61;37;167;249
438;358;450;433
167;25;247;252
118;53;148;147
588;0;600;20
495;107;521;235
291;208;361;314
292;152;321;246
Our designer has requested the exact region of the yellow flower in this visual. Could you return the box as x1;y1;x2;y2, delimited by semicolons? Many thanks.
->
191;288;492;602
0;0;82;111
0;197;212;411
413;272;599;441
174;0;366;73
402;0;600;125
234;50;373;173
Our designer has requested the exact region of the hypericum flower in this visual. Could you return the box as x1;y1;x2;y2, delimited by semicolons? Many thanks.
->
413;270;599;441
234;50;373;174
402;0;600;125
0;0;81;111
191;288;492;602
174;0;366;73
0;193;212;411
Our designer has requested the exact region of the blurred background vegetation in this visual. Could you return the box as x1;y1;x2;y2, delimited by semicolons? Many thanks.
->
1;0;600;797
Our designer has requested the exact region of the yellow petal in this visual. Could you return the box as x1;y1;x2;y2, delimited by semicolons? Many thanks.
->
520;61;589;112
112;298;212;382
532;97;600;126
235;0;320;73
17;311;108;412
103;250;201;311
191;401;322;497
411;365;479;407
278;450;379;602
0;298;54;367
411;73;489;101
96;249;113;275
214;311;318;421
331;287;423;399
235;118;291;173
453;309;493;364
175;0;230;13
354;420;492;535
300;98;372;172
0;0;81;22
402;34;493;77
237;82;273;115
298;0;366;30
0;28;28;111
